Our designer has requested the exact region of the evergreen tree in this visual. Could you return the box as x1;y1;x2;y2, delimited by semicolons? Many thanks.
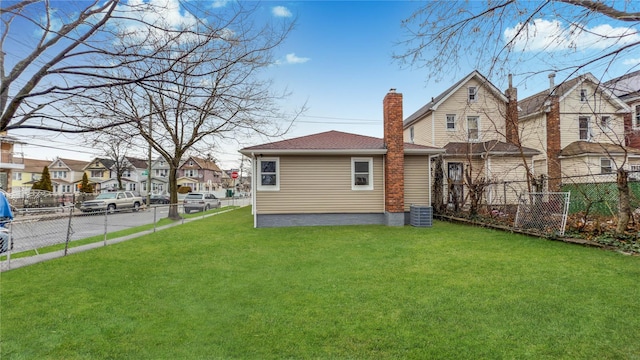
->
33;167;53;192
80;173;94;193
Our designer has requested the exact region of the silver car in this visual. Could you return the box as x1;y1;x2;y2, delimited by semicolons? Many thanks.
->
183;193;221;213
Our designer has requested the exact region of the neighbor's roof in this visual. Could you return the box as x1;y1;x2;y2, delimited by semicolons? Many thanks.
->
23;158;52;173
519;73;629;118
239;130;444;156
444;140;540;157
126;157;148;169
182;156;221;171
403;70;508;128
560;141;640;158
604;70;640;102
50;157;90;171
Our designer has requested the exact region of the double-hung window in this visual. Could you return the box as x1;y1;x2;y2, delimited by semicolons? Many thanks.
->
446;114;456;131
258;158;279;191
600;116;611;132
580;89;588;102
579;116;590;140
467;116;479;140
635;105;640;128
601;158;613;174
409;126;415;143
352;157;373;190
468;87;477;102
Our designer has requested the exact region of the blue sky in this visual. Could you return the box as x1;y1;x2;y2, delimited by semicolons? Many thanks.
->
13;0;640;169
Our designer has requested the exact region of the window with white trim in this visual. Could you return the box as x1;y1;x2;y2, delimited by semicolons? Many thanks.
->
580;89;588;102
258;158;279;191
446;114;456;130
635;105;640;128
352;157;373;190
185;169;198;177
467;116;479;140
579;116;590;140
409;126;415;143
601;158;612;174
600;116;611;132
91;170;102;177
468;87;477;102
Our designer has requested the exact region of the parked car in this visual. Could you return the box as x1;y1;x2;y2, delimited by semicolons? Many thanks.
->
80;191;143;213
183;193;220;213
149;194;170;205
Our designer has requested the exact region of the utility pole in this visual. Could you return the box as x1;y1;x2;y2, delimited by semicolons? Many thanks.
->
146;99;152;207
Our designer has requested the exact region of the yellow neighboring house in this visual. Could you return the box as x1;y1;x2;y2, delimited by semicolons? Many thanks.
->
0;132;25;193
83;158;116;193
12;158;49;196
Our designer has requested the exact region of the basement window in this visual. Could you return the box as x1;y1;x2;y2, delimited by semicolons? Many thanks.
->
352;157;373;191
258;157;279;191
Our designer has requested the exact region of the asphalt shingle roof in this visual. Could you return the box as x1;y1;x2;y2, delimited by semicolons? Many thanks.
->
443;140;540;156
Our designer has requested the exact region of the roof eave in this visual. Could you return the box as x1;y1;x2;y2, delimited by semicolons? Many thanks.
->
239;149;388;156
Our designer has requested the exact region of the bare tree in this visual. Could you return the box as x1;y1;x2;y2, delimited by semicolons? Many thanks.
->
0;0;199;133
395;0;640;83
397;1;639;233
74;2;301;219
90;133;135;191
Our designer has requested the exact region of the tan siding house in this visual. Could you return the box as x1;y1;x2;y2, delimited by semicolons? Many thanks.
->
519;73;636;189
240;90;444;228
404;70;539;207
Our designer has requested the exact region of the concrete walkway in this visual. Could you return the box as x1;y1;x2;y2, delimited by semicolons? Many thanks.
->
1;206;245;272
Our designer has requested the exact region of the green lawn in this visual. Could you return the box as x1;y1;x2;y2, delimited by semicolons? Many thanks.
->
1;207;639;359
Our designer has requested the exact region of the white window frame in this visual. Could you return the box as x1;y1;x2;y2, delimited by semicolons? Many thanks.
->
468;87;477;102
579;116;591;140
600;115;611;132
600;158;613;174
257;157;279;191
635;105;640;128
446;114;456;131
580;89;588;102
467;116;479;141
351;157;373;191
409;126;415;143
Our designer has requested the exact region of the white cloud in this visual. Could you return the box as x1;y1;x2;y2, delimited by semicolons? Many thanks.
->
273;53;310;66
504;18;640;52
285;53;309;64
272;6;292;18
211;0;230;8
623;58;640;66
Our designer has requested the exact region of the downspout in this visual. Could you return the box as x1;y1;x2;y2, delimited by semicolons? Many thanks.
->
431;112;436;146
428;155;433;206
250;152;257;228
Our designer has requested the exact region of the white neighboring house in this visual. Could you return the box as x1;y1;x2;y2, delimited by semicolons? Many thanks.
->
48;157;89;194
143;156;171;195
100;157;148;194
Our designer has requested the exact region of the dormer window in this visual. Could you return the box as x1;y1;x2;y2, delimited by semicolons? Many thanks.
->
468;87;477;102
580;89;588;102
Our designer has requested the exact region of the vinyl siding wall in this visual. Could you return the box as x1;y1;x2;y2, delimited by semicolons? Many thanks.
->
559;82;625;148
431;78;506;148
255;155;384;214
403;155;431;211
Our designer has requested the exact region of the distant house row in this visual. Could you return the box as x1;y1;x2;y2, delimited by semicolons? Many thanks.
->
241;70;640;227
8;154;240;197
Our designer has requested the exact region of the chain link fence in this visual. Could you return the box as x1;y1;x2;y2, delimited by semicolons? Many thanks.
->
514;192;570;236
434;164;640;239
1;197;251;270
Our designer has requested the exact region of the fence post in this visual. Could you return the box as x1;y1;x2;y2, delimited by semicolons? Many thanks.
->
153;206;157;233
103;209;108;246
64;207;73;256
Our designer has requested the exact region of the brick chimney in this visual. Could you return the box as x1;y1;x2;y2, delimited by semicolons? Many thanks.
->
383;88;405;226
546;73;562;191
505;74;519;145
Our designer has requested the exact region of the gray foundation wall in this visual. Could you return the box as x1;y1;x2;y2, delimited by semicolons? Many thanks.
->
256;213;388;228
